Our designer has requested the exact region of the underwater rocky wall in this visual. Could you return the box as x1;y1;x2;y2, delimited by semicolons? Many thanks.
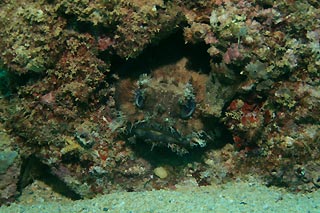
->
0;0;319;205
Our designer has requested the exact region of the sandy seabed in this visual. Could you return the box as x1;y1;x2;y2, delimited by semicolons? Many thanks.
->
1;180;319;213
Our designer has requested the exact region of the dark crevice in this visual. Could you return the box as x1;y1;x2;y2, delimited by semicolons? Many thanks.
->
109;30;211;79
110;30;232;163
0;68;45;99
128;140;204;167
18;155;81;200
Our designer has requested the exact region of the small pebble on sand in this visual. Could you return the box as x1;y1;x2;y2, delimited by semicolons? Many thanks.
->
154;166;168;179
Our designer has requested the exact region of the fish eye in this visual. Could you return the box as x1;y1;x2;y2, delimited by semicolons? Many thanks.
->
135;89;144;108
180;98;196;119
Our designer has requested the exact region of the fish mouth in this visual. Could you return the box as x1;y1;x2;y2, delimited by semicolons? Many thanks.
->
126;121;210;154
128;122;186;145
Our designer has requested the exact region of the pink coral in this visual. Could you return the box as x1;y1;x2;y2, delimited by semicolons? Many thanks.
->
223;44;241;64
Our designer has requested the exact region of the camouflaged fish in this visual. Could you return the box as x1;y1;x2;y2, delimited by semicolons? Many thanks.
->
115;58;235;155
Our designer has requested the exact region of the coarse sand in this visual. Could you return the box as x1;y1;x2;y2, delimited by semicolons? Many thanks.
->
1;180;319;213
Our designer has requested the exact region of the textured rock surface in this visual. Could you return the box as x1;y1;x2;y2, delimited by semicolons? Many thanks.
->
0;0;319;205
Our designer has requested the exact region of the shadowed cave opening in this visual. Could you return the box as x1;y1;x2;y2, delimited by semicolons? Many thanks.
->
110;31;233;165
18;155;81;200
110;31;212;79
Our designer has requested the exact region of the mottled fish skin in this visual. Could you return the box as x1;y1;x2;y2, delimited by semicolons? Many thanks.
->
115;58;221;155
